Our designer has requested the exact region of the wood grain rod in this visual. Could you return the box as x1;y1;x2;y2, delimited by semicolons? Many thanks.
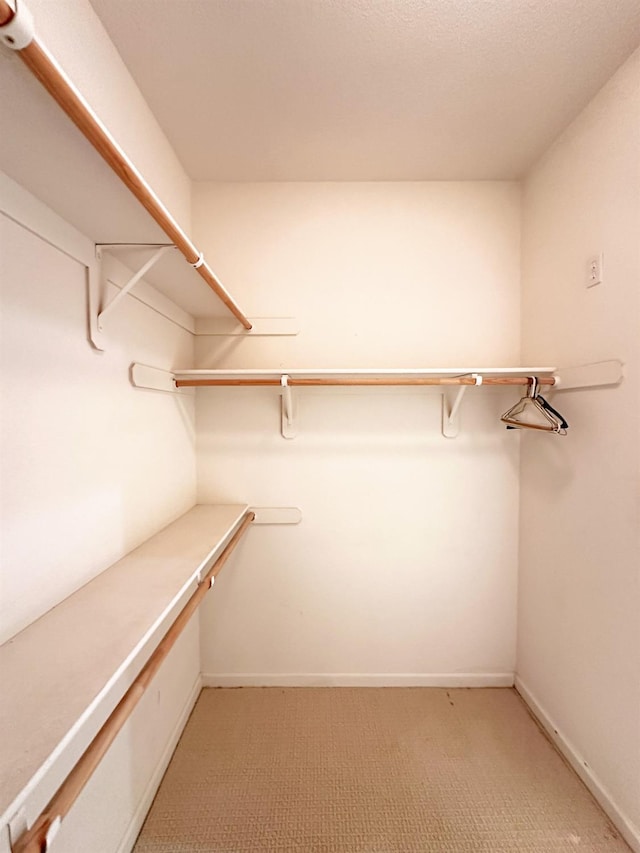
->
12;511;255;853
0;1;13;25
0;3;251;329
175;376;556;388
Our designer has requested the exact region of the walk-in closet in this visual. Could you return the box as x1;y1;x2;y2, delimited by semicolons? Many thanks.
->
1;1;639;851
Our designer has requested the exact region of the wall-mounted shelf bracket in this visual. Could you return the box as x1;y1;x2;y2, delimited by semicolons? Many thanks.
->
442;373;483;438
251;507;302;524
552;359;623;391
8;807;28;852
130;363;182;394
195;317;299;336
89;244;175;350
280;374;297;439
195;566;216;587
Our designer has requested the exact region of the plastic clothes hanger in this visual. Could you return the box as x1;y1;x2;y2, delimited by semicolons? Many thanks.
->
501;377;568;435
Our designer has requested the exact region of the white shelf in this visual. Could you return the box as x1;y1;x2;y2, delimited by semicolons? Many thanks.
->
0;49;230;318
167;367;558;440
173;366;558;380
0;504;250;829
160;363;623;440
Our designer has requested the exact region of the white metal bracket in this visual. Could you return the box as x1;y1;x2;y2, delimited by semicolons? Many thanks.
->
195;317;299;336
0;0;35;50
551;359;623;391
8;806;28;852
280;375;297;439
250;507;302;524
89;244;175;350
441;373;483;438
130;363;181;394
97;245;174;328
196;568;215;588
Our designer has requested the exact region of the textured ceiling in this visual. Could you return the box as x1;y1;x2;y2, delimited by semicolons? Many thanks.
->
89;0;640;181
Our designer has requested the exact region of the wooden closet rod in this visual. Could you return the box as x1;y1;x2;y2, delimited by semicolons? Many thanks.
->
175;376;557;388
11;511;255;853
0;1;252;330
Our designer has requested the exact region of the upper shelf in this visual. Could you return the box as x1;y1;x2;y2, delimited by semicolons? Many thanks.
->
131;361;623;439
166;361;623;389
0;504;250;830
172;366;558;383
0;35;244;320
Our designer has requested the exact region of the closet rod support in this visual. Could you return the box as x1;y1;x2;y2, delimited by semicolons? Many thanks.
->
442;373;482;438
0;0;34;49
251;507;302;524
280;375;297;439
551;360;624;392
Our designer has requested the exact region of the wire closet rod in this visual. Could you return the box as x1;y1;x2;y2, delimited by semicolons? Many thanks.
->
175;376;557;388
11;511;255;853
0;1;252;330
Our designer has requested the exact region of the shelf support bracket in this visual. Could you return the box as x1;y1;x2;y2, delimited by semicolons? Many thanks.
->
442;373;482;438
130;363;180;394
280;374;297;439
89;244;175;350
551;359;624;391
250;507;302;524
97;245;174;329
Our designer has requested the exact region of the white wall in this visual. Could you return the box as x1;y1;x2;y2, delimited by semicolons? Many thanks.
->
193;182;523;684
0;204;198;851
0;213;197;642
518;48;640;847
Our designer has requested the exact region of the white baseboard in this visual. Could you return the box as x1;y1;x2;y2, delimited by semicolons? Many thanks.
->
202;672;514;688
116;674;202;853
515;676;640;853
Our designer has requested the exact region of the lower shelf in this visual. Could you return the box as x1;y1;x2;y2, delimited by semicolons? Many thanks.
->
0;504;249;832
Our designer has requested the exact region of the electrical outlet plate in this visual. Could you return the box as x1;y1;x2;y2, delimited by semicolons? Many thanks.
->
587;253;603;288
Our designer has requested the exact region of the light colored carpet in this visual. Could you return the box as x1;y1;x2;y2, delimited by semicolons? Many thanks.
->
134;687;628;852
